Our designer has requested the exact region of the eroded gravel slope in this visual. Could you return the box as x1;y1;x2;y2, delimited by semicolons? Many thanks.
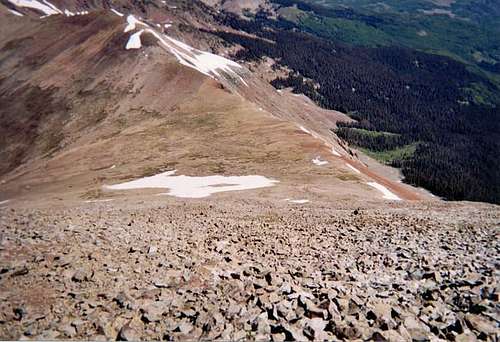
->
0;200;498;341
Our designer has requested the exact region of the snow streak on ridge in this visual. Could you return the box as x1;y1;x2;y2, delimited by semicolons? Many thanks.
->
7;0;61;16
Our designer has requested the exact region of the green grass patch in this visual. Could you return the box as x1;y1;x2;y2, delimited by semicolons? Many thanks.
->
462;82;498;107
360;142;418;164
350;128;400;138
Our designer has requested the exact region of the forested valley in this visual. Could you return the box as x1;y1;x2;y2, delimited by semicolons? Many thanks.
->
208;12;500;203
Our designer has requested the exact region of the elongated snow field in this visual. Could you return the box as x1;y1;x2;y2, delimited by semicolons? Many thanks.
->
7;0;61;15
111;8;124;17
8;8;24;16
331;147;341;157
346;163;361;174
299;125;312;135
367;182;401;201
285;199;310;204
145;29;247;86
105;171;278;198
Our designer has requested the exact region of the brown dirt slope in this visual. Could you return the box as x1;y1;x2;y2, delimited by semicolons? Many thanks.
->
0;6;425;204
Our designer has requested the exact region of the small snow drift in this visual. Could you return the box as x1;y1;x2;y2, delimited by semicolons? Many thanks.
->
299;125;311;135
7;0;61;16
124;14;144;33
312;156;328;166
331;147;341;157
0;200;10;205
111;8;124;17
285;199;310;204
104;170;278;198
126;30;143;50
8;8;24;16
346;163;361;174
367;182;401;201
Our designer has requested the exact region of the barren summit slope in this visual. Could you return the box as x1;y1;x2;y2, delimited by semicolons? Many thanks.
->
0;2;498;341
0;198;498;341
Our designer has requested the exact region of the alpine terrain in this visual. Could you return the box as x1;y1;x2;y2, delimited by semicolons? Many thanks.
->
0;0;498;341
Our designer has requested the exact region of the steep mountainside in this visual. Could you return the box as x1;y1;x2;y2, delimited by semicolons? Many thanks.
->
0;1;498;342
0;0;427;204
206;0;500;203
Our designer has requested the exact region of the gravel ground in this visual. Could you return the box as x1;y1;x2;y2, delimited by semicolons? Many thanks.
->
0;199;498;341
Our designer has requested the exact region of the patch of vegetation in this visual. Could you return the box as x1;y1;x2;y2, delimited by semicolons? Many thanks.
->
81;188;105;200
337;173;361;181
335;127;407;152
360;143;419;165
462;82;497;107
349;128;399;138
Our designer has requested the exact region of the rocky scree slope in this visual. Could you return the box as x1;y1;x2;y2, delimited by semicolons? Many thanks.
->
0;200;498;340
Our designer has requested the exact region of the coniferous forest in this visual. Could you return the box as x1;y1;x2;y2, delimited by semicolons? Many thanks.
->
209;11;500;204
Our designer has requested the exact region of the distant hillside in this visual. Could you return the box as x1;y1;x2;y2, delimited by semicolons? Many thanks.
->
273;0;500;88
211;6;500;203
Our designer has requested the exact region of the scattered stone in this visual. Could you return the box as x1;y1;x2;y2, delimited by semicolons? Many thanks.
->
465;314;497;336
118;324;140;341
10;267;29;277
71;268;92;282
304;318;328;340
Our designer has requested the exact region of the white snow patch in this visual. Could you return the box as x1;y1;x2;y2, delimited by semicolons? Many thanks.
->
0;200;10;205
367;182;401;201
126;29;144;50
104;170;278;198
298;125;325;143
164;23;172;28
285;199;310;204
346;163;361;174
312;156;328;166
7;0;61;15
299;125;311;134
109;164;116;169
145;29;248;86
111;8;124;17
84;199;114;203
8;8;24;16
331;147;341;157
124;14;145;33
64;9;74;16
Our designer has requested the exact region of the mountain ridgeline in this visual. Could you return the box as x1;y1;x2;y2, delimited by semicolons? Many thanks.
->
207;8;500;204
